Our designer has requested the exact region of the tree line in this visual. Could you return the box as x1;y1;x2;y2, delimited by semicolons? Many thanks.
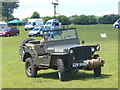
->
1;1;120;25
41;14;120;25
24;12;120;25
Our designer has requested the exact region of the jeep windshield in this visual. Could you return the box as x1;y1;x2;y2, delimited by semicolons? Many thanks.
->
43;28;80;47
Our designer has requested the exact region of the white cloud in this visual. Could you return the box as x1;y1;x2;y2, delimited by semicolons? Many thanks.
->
19;0;51;5
95;10;118;16
13;0;54;19
76;0;119;3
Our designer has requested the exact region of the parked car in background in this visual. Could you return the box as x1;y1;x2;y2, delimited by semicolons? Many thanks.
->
25;19;43;31
28;26;44;37
113;18;120;28
0;27;20;37
44;19;61;30
0;21;8;30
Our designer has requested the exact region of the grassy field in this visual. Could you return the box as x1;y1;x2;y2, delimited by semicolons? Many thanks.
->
1;24;118;88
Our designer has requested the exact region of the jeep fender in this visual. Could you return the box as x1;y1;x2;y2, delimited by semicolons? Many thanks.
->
50;53;69;66
23;52;32;62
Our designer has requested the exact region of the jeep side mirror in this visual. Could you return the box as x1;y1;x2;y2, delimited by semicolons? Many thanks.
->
82;40;85;44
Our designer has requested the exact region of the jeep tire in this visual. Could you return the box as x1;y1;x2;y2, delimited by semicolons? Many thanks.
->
25;58;37;77
22;38;35;46
57;59;65;81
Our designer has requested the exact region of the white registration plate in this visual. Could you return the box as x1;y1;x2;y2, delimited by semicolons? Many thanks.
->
73;63;86;67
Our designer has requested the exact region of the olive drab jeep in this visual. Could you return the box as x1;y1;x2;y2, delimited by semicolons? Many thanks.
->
19;28;105;81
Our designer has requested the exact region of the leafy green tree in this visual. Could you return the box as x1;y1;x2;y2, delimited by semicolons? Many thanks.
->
78;15;89;25
87;15;98;24
41;14;120;25
42;16;52;24
70;15;98;25
98;14;120;24
22;17;30;23
55;15;71;25
2;1;19;21
70;15;79;25
30;11;40;19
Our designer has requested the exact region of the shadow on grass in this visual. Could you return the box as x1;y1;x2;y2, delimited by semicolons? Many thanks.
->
36;71;112;81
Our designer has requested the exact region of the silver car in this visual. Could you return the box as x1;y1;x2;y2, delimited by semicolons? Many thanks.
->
28;26;43;37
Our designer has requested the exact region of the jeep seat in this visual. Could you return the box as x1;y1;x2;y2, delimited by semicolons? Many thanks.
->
25;43;47;56
34;44;47;56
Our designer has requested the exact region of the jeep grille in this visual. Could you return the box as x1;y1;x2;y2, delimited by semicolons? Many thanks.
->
72;47;92;60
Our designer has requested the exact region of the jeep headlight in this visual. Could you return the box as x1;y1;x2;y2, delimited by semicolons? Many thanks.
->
91;47;95;52
69;49;73;54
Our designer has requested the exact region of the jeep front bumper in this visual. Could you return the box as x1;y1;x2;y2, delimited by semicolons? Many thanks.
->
72;57;105;69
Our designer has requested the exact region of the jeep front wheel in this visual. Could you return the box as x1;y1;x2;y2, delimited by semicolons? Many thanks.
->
25;58;37;77
57;59;65;81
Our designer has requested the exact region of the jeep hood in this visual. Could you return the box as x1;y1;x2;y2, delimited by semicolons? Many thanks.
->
48;44;81;50
48;44;97;51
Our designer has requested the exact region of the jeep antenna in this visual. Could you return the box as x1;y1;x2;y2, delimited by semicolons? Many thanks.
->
52;0;60;16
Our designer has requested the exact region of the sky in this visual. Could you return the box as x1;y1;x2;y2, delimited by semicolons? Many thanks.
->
13;0;119;20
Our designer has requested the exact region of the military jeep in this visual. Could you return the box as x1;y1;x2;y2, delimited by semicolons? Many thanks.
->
19;28;105;81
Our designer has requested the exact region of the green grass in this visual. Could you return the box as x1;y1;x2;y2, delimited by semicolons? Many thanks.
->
1;24;118;88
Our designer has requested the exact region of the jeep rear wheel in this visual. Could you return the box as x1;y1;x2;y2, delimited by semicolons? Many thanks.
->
25;58;37;77
57;59;65;81
94;67;101;77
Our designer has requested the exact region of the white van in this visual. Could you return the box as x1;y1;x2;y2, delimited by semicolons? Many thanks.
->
25;19;43;31
0;21;8;31
44;19;61;30
113;18;120;28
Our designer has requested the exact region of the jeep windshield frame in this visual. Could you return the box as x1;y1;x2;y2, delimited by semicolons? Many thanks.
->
43;28;80;47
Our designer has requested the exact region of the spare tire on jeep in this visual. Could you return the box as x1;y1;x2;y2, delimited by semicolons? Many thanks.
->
22;38;35;46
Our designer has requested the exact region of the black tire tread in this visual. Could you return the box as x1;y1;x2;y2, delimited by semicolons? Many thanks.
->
57;59;65;81
25;58;37;77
